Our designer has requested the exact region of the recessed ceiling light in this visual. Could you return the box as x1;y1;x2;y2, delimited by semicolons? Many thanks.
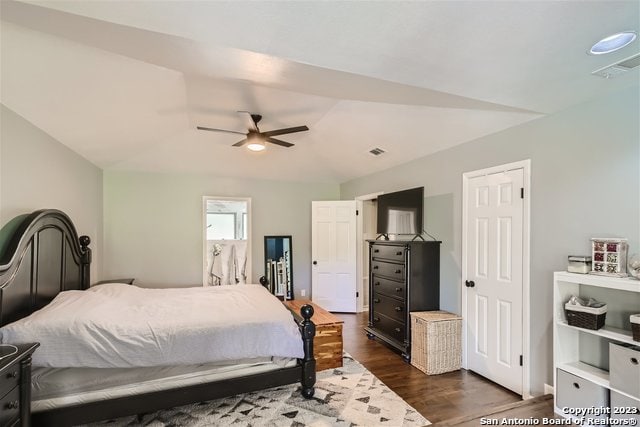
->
589;31;637;55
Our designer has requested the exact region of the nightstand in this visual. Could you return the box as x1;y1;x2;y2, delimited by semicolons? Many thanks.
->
1;343;39;427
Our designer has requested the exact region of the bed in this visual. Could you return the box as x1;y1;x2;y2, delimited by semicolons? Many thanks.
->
0;209;316;426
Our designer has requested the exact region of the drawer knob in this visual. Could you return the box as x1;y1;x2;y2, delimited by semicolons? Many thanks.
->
374;249;380;253
396;251;402;256
7;371;18;379
375;282;380;286
395;306;402;312
373;266;379;270
374;298;380;303
6;400;19;410
373;317;380;322
395;269;401;274
631;357;639;365
394;328;401;333
395;287;402;292
572;382;580;389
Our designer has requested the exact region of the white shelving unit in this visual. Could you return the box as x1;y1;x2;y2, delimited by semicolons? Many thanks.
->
553;271;640;421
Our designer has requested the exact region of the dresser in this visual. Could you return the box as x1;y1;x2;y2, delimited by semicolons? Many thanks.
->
364;240;440;361
0;343;39;427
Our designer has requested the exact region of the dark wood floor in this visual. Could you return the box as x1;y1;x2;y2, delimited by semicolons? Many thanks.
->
335;312;556;425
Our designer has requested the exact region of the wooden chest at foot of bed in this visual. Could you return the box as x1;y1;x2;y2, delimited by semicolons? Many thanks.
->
283;300;344;371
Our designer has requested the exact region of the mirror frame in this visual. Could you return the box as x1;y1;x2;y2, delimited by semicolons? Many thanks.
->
263;235;293;300
202;196;252;286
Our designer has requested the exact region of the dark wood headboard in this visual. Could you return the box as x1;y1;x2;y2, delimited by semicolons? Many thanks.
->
0;209;91;326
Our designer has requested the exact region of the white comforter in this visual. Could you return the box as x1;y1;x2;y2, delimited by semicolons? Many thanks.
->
0;284;304;368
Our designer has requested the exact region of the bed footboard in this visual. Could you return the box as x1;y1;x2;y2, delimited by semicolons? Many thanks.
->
299;304;316;398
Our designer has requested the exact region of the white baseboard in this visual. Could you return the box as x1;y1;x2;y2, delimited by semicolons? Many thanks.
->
544;383;554;396
363;305;369;312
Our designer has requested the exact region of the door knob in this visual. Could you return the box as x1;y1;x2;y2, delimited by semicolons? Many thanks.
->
395;306;402;312
373;298;380;303
312;261;317;265
465;280;475;288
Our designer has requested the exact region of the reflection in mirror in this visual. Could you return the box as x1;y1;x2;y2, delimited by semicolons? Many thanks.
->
263;236;293;300
203;197;251;286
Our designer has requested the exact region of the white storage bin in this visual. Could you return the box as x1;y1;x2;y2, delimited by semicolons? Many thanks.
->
556;369;609;422
610;391;640;424
610;343;640;399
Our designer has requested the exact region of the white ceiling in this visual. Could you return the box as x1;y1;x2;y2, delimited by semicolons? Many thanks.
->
1;1;638;183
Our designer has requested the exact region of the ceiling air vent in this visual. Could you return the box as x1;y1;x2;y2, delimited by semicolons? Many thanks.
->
592;53;640;78
368;147;386;156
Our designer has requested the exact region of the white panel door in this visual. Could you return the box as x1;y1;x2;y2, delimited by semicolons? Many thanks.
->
466;168;524;394
312;201;357;312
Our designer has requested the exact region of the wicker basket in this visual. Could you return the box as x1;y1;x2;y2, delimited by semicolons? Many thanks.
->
410;311;462;375
565;302;607;330
631;314;640;342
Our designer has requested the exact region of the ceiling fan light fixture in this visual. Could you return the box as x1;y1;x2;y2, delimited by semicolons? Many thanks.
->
197;111;308;150
246;134;266;152
589;31;637;55
247;141;266;152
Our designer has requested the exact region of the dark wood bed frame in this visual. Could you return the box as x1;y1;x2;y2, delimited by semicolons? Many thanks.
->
0;209;316;426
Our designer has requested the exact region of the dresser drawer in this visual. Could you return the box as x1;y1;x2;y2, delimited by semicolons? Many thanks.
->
371;260;405;281
371;313;405;343
0;358;21;399
372;292;406;323
372;275;405;300
371;244;406;263
0;386;20;427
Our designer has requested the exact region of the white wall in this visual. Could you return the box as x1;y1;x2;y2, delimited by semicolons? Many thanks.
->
103;170;339;297
0;105;103;281
340;86;640;395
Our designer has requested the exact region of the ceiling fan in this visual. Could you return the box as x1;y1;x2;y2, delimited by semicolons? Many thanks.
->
197;111;309;152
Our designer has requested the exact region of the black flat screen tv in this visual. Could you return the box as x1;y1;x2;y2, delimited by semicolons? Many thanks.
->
376;187;424;236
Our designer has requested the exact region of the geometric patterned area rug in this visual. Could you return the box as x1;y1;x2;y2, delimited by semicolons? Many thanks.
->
87;353;430;427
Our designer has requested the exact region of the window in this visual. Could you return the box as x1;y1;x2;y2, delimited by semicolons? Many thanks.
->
242;212;248;240
206;213;236;240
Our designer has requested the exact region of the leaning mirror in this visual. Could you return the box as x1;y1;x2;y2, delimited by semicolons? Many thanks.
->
263;236;293;300
203;197;251;286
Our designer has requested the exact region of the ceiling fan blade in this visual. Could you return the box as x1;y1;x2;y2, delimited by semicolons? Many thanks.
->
232;139;248;147
261;125;309;138
266;137;294;148
197;126;246;136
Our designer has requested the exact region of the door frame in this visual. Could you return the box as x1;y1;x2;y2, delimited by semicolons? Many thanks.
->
355;191;384;313
461;159;531;398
